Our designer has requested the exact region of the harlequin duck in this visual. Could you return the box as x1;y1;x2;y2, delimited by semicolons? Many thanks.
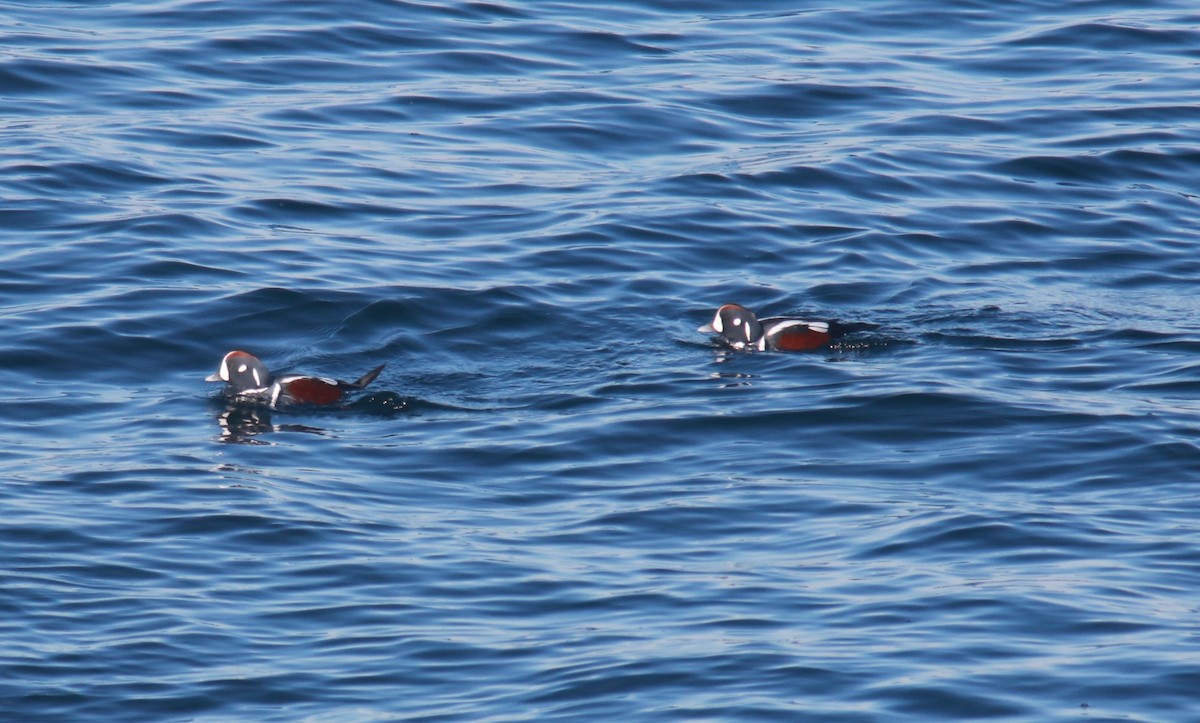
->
207;350;385;408
699;303;870;351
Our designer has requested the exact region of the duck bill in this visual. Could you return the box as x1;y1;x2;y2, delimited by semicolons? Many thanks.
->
205;372;223;382
697;323;715;333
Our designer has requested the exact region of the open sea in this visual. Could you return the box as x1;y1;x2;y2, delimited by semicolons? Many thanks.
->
4;1;1200;720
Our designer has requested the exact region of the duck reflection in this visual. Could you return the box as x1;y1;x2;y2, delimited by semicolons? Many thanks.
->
212;391;412;443
708;369;756;388
214;405;327;444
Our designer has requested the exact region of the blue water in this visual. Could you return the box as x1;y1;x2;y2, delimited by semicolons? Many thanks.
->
3;0;1200;719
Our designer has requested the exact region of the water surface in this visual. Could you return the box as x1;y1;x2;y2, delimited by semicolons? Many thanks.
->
3;1;1200;720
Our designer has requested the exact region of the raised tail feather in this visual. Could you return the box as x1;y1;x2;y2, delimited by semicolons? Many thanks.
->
352;364;386;389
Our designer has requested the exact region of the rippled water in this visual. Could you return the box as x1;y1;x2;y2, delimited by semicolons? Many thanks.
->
4;1;1200;720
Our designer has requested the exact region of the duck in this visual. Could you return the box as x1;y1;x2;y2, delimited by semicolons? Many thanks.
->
207;350;384;407
699;303;871;351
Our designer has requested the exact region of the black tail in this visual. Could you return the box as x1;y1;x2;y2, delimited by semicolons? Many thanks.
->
352;364;385;389
829;321;880;339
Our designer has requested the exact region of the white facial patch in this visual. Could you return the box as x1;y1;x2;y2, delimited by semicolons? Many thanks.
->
237;363;248;373
251;367;262;386
712;314;724;333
